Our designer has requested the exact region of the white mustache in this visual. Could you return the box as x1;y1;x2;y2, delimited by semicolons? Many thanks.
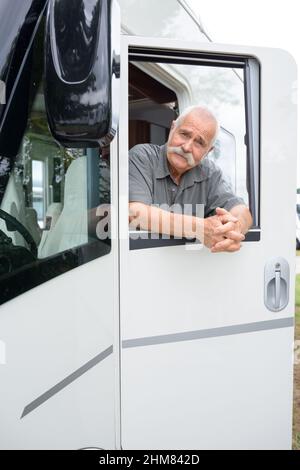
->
167;146;195;166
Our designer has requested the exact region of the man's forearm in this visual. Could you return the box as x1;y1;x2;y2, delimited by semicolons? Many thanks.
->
229;205;253;234
129;202;203;240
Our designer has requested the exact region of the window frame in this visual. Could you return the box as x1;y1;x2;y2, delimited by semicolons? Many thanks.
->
126;43;261;250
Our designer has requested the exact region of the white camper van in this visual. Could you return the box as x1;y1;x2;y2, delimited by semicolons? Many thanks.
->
0;0;297;450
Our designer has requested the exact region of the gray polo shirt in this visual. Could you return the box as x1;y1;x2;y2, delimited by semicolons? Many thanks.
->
129;144;245;217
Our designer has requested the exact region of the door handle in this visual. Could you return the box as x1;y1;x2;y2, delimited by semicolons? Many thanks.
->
264;258;289;312
274;265;281;309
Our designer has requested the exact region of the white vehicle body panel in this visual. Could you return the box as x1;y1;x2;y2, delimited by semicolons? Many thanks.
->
119;36;296;449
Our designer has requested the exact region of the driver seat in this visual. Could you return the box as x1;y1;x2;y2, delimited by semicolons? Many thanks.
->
38;156;88;258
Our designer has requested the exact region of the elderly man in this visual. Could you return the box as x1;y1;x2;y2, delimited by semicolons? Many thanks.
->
129;105;252;252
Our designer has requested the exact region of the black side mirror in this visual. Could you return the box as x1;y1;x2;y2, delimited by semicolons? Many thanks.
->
44;0;120;148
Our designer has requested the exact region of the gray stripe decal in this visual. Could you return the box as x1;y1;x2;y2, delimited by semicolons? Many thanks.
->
21;318;294;418
122;317;294;349
21;345;113;419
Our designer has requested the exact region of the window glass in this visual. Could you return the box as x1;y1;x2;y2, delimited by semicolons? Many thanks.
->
128;52;259;248
0;19;111;304
129;61;247;204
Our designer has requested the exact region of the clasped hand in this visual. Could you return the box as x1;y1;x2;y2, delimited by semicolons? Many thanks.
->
203;207;245;253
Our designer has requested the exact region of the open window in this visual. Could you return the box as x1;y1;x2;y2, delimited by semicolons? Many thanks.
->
127;46;260;250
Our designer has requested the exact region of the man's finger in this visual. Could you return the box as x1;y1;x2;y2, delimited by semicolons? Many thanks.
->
215;207;237;218
215;207;228;215
214;221;236;235
224;230;245;242
212;244;241;253
215;207;238;224
217;214;238;224
227;243;242;252
211;239;241;253
210;240;242;253
211;238;235;251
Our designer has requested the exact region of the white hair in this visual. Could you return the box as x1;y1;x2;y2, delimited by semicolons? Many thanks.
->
174;105;220;145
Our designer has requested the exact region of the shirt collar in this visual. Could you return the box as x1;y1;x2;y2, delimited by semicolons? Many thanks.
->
154;144;170;179
154;144;210;187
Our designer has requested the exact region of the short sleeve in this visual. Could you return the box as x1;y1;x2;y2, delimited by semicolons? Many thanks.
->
129;145;154;205
205;164;246;217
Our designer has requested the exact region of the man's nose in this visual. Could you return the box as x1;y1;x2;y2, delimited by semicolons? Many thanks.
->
182;139;193;153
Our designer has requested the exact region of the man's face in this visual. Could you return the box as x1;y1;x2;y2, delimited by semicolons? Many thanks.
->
167;112;216;175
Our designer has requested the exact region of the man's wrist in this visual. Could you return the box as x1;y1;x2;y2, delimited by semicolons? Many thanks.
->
229;206;252;235
236;218;248;235
183;215;204;241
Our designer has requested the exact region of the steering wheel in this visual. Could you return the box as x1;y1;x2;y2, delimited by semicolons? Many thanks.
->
0;208;38;258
